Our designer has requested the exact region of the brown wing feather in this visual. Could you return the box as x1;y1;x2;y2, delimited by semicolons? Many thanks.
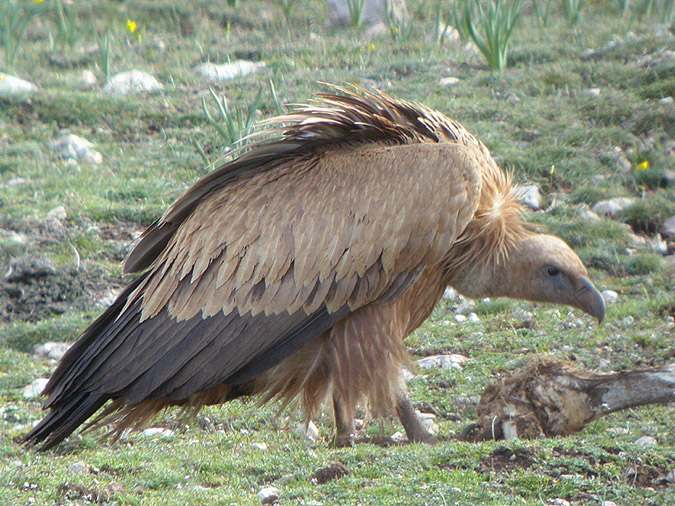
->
133;142;482;323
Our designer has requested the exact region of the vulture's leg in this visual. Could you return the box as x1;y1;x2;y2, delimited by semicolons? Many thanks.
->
332;395;354;447
396;394;437;444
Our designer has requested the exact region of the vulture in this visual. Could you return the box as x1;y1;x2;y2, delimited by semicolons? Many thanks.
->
24;86;605;450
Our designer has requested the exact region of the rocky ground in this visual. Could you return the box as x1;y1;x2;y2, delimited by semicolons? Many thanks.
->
0;1;673;504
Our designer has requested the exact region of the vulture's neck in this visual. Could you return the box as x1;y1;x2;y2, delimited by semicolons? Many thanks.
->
443;163;531;298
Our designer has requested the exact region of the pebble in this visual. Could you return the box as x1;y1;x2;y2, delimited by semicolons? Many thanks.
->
467;312;480;323
293;421;319;442
400;368;416;382
47;206;67;221
584;88;601;97
193;60;265;83
439;77;460;87
0;73;37;100
516;184;542;210
455;298;476;314
601;290;618;304
78;70;98;90
390;431;408;443
3;177;29;187
454;314;466;323
592;197;635;218
51;134;103;164
443;287;458;301
602;502;618;506
609;146;632;173
607;427;629;435
22;378;49;399
622;315;634;326
257;486;280;504
512;307;534;324
141;427;175;439
417;354;468;370
103;70;163;96
326;0;408;27
647;234;667;255
251;442;268;451
660;96;673;104
96;288;120;308
548;499;570;506
634;435;657;448
416;411;439;435
68;462;89;475
33;342;71;361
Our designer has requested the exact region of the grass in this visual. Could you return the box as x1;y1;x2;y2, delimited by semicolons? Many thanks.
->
0;0;673;504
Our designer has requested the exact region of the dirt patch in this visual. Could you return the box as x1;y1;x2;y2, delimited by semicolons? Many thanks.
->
479;446;536;473
624;463;674;489
58;483;110;503
311;462;349;484
1;256;107;322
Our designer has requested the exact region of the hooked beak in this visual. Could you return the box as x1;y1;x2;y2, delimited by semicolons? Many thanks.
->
574;276;606;323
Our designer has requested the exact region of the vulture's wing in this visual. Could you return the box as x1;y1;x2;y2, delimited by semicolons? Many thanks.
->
29;141;482;448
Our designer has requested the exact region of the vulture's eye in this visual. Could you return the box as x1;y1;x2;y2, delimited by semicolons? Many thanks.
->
547;266;560;277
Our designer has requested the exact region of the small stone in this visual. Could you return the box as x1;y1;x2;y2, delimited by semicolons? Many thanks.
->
193;61;265;83
47;206;67;221
647;234;667;255
548;499;570;506
417;354;468;370
0;73;37;100
33;342;71;361
443;287;458;301
601;290;618;304
584;88;601;97
622;315;634;326
634;436;656;448
251;442;268;451
609;146;632;173
660;96;673;104
439;77;460;87
515;184;542;210
141;427;174;439
3;177;29;187
607;427;629;435
468;312;480;323
293;421;319;441
512;307;534;324
400;368;416;382
364;22;387;38
103;70;163;96
96;289;120;308
390;431;408;443
52;134;103;164
257;486;280;504
78;70;98;90
22;378;49;399
576;204;601;222
68;462;89;475
661;216;675;240
602;501;618;506
455;298;476;314
416;411;439;435
592;197;635;218
454;314;466;323
326;0;408;28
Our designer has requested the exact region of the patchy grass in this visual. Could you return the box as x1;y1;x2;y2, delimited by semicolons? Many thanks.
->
0;1;673;504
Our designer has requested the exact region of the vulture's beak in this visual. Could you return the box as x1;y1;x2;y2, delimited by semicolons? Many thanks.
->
574;276;606;323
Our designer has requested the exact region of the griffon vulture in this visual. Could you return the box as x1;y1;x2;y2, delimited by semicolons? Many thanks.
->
24;86;605;449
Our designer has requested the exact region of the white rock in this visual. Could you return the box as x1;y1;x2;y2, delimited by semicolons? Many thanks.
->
662;215;675;240
468;312;480;323
33;342;71;361
141;427;174;439
660;96;673;104
592;197;635;218
416;411;439;435
548;499;570;506
455;298;476;314
193;60;265;83
46;206;67;221
257;486;280;504
390;431;408;443
584;88;601;97
442;287;458;301
78;70;98;90
634;435;657;448
417;354;468;370
293;421;319;441
601;290;618;305
576;204;601;222
439;77;460;87
602;501;618;506
68;462;89;474
51;134;102;164
251;442;268;451
0;73;37;100
609;146;632;173
400;367;416;382
327;0;408;27
607;427;629;435
3;177;29;187
516;184;542;210
454;314;466;323
97;289;120;308
22;378;49;399
647;234;667;255
103;70;163;96
512;307;534;323
622;315;634;326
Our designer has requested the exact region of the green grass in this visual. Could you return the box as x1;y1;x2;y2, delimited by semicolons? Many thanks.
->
0;1;673;504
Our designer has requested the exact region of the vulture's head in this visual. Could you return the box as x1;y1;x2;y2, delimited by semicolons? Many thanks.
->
500;234;605;322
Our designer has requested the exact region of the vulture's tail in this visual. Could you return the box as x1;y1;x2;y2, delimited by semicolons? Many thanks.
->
22;274;148;450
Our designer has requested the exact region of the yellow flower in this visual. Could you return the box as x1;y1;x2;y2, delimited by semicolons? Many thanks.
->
367;42;376;52
636;160;650;171
33;0;45;4
126;19;138;34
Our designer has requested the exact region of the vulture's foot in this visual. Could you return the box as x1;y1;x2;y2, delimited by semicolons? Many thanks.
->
397;395;438;445
332;396;355;448
332;432;355;448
